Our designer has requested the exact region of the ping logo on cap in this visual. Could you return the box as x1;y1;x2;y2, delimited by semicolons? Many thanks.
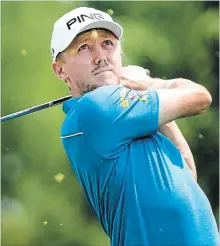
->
66;13;105;30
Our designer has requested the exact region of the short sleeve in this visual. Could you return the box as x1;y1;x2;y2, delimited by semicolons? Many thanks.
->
76;85;159;158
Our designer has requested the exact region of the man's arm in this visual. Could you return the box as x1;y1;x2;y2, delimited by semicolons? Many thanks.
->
152;78;211;126
121;75;212;125
121;71;211;180
159;121;197;181
152;78;198;180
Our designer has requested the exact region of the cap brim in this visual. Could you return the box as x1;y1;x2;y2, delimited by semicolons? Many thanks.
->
60;20;123;55
79;20;123;39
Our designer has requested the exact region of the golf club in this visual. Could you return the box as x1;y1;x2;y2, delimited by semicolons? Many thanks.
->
1;95;71;123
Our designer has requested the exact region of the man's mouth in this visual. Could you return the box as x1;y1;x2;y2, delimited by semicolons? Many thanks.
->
94;69;111;76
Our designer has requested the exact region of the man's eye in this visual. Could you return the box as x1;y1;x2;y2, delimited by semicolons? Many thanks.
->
103;40;113;46
78;44;90;52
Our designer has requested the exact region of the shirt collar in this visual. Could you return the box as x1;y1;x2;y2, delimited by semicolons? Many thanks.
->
62;97;80;115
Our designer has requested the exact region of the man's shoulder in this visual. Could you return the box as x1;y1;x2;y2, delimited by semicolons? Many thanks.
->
60;85;124;138
76;85;122;112
81;85;122;102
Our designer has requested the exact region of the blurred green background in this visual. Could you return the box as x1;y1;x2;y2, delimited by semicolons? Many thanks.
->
1;1;219;245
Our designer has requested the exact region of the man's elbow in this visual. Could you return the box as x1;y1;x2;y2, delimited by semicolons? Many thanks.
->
195;87;212;115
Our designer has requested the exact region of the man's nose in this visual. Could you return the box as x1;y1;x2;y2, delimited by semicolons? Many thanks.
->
93;46;107;65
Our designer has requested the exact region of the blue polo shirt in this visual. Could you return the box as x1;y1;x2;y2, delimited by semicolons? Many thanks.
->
61;85;219;246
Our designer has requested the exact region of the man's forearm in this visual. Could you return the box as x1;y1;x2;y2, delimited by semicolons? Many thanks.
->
159;121;197;181
146;77;208;92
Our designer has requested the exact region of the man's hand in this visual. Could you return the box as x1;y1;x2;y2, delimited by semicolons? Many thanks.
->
120;65;152;90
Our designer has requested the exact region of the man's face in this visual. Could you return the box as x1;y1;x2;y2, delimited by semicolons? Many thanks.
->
53;29;122;96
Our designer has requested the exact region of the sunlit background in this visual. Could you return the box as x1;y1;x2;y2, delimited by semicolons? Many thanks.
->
2;1;219;245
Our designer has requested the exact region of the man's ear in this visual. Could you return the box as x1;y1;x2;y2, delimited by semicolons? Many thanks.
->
52;61;69;81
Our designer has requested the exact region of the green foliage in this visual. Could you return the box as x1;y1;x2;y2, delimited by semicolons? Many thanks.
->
2;1;219;245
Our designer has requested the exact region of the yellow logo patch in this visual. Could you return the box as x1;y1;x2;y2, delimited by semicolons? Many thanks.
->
120;88;130;108
120;99;130;108
138;94;148;104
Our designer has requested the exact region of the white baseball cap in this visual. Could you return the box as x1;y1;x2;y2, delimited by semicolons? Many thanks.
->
51;7;123;60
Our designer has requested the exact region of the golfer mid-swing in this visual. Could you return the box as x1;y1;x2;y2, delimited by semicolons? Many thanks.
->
51;7;219;246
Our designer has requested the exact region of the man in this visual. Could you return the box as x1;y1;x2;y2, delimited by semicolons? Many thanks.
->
51;7;219;246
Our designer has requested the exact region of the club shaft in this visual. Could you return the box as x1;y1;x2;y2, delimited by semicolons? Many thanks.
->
1;95;72;123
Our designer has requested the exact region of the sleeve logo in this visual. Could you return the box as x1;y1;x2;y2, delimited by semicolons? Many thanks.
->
119;87;149;108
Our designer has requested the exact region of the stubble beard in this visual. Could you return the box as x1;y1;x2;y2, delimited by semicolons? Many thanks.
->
75;72;119;96
75;79;100;96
